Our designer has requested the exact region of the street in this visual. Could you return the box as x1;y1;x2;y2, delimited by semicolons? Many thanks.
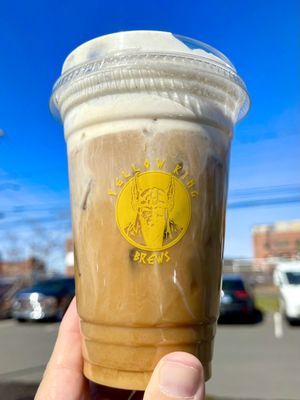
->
0;315;299;400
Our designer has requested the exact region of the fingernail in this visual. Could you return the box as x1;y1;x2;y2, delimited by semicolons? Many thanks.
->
159;358;202;398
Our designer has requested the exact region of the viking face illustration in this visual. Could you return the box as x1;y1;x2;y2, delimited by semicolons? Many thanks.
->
117;170;190;252
130;175;175;248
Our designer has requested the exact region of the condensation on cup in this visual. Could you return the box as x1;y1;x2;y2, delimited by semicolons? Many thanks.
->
50;31;250;390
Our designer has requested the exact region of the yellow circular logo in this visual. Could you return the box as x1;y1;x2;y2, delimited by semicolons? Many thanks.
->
116;171;191;251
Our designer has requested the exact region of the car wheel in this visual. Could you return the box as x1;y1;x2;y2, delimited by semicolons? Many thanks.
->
250;308;263;324
286;316;300;326
56;308;66;321
17;318;26;323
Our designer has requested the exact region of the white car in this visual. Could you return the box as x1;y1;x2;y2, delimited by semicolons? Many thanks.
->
273;261;300;325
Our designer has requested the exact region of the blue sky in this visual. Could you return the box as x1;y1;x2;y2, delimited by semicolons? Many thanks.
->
0;0;299;270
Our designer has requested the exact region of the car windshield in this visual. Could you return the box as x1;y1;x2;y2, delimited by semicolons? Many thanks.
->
286;272;300;285
222;278;245;291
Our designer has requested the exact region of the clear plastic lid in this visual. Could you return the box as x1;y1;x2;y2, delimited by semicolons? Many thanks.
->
50;31;250;123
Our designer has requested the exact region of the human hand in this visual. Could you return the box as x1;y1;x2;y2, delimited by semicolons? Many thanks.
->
35;298;205;400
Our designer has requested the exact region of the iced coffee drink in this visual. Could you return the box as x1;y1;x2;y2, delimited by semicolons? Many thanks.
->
50;31;249;390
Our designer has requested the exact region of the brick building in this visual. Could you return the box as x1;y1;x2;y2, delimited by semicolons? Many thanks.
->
252;220;300;259
0;257;45;278
65;238;74;277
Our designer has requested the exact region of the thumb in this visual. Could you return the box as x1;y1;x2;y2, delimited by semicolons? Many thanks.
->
143;352;205;400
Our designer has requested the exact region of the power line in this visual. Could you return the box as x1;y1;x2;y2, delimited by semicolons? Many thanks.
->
228;184;300;197
0;215;71;230
228;196;300;209
0;204;69;216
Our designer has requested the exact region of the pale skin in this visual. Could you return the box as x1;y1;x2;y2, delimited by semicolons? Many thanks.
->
35;298;205;400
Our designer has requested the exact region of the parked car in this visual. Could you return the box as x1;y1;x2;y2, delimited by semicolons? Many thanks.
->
219;274;255;321
0;278;30;319
0;279;15;318
273;261;300;325
12;277;75;322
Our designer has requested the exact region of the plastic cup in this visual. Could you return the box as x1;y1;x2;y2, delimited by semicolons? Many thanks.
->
50;30;249;390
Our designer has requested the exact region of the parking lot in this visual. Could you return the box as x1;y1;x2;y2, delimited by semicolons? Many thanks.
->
0;313;299;400
208;314;300;399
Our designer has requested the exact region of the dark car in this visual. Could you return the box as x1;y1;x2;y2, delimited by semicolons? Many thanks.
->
12;277;75;322
219;275;255;321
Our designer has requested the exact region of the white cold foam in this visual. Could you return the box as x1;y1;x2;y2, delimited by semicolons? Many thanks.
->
63;92;232;145
66;116;231;155
62;31;231;74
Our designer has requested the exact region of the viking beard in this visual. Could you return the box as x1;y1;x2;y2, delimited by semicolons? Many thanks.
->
125;208;182;248
139;211;166;248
